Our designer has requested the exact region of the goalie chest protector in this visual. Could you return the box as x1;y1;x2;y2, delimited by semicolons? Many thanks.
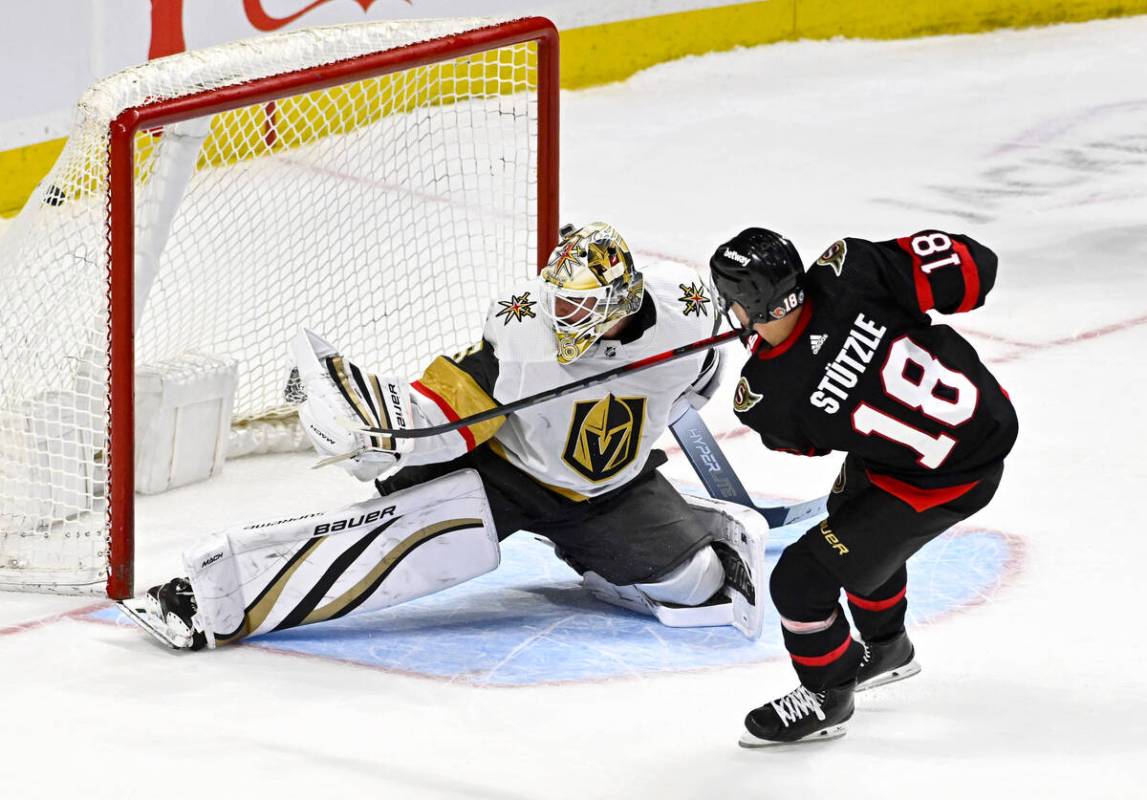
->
480;262;719;499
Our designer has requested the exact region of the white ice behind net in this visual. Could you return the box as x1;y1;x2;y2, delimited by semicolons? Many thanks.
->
0;19;540;593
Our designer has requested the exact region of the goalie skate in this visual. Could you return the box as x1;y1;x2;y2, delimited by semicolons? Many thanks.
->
117;578;206;651
117;599;186;650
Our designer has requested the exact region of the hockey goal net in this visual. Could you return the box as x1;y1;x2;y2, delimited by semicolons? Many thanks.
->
0;17;558;598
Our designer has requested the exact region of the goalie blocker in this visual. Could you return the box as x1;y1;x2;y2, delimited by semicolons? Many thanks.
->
122;469;767;649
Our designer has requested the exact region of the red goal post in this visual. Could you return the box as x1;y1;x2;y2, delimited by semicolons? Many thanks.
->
0;18;559;599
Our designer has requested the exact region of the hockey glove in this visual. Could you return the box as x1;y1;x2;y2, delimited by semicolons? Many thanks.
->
288;328;413;481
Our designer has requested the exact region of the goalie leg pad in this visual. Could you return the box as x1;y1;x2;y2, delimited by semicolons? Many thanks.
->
584;547;729;629
583;559;734;629
636;546;725;606
183;468;497;648
682;493;768;639
582;495;767;638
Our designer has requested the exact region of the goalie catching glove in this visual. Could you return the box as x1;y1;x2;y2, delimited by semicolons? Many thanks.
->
288;328;414;481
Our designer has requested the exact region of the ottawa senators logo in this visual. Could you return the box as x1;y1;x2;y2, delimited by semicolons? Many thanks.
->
732;377;762;413
815;239;847;277
562;394;646;482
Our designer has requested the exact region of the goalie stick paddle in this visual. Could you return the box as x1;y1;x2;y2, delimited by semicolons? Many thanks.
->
669;407;827;528
357;327;745;439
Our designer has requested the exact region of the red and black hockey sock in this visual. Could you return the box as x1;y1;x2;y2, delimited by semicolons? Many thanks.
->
780;606;864;690
847;566;908;643
771;537;863;690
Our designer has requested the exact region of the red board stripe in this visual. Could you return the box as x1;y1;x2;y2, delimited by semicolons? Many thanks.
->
412;380;476;451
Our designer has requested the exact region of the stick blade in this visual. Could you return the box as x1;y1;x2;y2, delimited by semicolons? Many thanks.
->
758;495;829;528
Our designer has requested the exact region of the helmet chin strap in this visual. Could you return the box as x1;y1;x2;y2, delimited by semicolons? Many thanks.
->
725;299;805;351
721;308;759;349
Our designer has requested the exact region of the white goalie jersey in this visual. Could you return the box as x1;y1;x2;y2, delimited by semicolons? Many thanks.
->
404;261;721;499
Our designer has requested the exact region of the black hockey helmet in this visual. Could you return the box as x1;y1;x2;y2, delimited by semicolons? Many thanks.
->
709;228;805;325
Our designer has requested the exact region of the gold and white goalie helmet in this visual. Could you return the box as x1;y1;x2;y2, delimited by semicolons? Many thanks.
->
539;222;644;364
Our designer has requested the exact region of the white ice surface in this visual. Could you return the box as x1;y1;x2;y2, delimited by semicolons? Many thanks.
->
3;17;1147;799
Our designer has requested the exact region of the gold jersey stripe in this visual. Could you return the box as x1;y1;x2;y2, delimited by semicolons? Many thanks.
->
417;356;506;446
487;440;589;502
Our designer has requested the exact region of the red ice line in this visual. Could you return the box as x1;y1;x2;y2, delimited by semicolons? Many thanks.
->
0;602;108;638
973;312;1147;364
635;248;1147;364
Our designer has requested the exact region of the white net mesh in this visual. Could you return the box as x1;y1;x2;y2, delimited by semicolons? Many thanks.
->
0;18;547;593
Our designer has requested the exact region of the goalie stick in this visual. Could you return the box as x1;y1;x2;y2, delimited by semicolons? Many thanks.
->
341;328;827;527
669;407;827;529
355;328;745;439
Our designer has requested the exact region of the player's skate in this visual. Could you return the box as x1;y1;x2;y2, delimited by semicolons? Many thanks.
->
855;632;920;692
739;683;854;747
118;577;207;651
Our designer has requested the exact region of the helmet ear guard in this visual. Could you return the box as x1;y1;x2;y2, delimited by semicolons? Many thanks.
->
709;228;805;327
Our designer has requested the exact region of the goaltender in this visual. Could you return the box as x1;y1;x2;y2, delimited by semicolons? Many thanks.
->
127;223;767;651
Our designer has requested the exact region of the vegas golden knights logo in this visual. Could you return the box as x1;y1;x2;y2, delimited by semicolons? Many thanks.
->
562;394;647;482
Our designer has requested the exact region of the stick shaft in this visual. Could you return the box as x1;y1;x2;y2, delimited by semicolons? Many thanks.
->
362;328;743;438
670;407;828;528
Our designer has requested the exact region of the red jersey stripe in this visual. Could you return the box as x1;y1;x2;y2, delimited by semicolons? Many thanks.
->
897;236;934;313
953;239;981;313
865;469;979;513
755;298;814;361
412;379;477;451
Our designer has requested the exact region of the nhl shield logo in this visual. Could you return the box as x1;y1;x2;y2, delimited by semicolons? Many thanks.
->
732;377;762;413
562;394;647;482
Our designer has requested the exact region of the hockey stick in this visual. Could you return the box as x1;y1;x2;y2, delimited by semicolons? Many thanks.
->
356;328;745;438
669;407;827;528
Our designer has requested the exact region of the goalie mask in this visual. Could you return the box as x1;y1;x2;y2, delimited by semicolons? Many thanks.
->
539;222;644;364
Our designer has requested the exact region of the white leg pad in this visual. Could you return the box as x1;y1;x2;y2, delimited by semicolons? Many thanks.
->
682;493;768;639
637;546;725;606
581;496;768;638
183;468;497;648
583;568;734;629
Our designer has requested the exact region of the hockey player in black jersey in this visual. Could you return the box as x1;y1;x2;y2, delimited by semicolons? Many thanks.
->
709;228;1018;746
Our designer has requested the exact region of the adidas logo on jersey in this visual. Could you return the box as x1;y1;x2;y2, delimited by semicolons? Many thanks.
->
810;334;828;355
